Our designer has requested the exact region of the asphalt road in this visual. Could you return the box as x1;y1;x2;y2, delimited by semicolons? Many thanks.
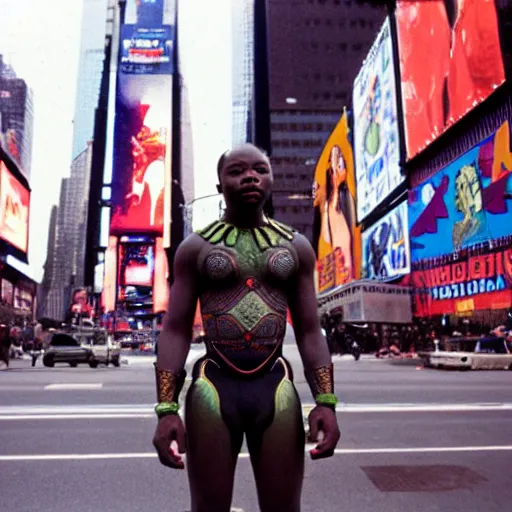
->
1;345;512;512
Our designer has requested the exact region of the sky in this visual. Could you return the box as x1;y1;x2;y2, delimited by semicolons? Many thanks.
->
0;0;84;282
0;0;233;284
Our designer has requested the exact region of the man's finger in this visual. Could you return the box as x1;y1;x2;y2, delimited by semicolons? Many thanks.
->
153;437;185;470
176;428;187;454
312;430;339;458
308;417;320;443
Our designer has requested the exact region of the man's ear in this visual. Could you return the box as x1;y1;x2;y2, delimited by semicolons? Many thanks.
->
216;183;222;194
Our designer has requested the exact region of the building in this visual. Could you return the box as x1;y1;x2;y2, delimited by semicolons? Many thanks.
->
72;0;109;158
265;0;386;241
40;143;93;320
232;0;255;146
0;54;34;180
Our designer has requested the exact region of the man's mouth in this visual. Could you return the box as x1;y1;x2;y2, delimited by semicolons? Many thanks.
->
240;188;263;200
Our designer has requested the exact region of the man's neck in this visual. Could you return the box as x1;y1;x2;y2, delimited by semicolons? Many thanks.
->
223;207;267;229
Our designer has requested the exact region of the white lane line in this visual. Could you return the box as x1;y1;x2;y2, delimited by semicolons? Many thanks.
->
0;414;154;420
1;402;512;420
44;384;103;390
335;403;512;413
2;445;512;462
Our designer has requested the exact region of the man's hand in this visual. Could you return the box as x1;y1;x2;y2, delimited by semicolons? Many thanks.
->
153;415;187;469
308;405;340;460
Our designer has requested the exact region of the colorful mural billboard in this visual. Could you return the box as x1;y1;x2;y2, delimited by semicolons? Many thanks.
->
353;17;402;222
361;200;410;281
313;110;360;294
409;122;512;263
408;248;512;317
396;0;505;160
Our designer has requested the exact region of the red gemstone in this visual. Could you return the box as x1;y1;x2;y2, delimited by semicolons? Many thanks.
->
246;278;255;288
244;332;252;341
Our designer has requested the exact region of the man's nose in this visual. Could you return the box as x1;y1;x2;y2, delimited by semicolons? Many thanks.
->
240;169;261;184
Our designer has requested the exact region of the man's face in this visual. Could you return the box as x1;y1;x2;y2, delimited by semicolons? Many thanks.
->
218;145;273;209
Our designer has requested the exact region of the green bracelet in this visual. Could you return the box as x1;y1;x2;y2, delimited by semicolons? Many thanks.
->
155;401;180;418
315;393;338;407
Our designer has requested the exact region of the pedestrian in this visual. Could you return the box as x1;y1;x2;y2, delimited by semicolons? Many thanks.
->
0;324;11;369
152;143;340;512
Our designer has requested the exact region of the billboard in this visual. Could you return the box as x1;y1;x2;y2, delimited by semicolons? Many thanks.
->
409;122;512;263
361;200;410;281
110;0;174;236
396;0;505;160
408;248;512;317
353;18;402;222
1;279;13;305
312;110;360;294
0;161;30;254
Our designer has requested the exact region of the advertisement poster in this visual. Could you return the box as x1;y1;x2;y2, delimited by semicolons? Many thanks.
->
396;0;505;159
117;241;155;303
0;161;30;254
110;0;174;236
408;248;512;316
1;279;13;305
409;122;512;262
361;201;410;281
353;18;402;222
312;110;360;294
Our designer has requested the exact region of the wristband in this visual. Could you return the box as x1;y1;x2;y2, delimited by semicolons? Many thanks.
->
305;363;335;396
155;401;180;418
315;393;338;408
154;364;186;403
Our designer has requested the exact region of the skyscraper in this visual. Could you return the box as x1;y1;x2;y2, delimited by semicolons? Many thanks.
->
40;143;94;320
72;0;109;158
0;54;34;180
265;0;386;241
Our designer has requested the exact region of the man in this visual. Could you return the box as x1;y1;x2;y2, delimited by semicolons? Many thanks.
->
153;144;340;512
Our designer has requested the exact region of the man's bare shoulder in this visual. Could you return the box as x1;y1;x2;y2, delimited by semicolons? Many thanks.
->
175;233;207;262
291;232;316;270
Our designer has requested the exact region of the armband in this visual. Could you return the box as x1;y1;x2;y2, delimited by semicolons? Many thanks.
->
154;363;186;403
155;401;180;418
305;364;338;409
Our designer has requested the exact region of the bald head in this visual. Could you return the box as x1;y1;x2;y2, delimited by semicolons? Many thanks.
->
217;144;270;181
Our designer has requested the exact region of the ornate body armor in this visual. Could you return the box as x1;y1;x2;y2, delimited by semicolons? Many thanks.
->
196;218;297;374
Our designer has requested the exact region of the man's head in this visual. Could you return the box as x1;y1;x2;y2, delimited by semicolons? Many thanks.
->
216;144;273;210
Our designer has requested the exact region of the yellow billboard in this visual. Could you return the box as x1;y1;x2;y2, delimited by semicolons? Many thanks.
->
313;109;361;293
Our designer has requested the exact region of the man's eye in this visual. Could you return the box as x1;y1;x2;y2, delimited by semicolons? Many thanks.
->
228;167;242;175
255;166;268;174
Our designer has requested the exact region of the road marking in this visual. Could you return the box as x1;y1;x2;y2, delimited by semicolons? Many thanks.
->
44;384;103;390
1;402;512;420
1;445;512;462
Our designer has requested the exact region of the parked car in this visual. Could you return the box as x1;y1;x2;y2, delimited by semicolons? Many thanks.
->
42;329;121;368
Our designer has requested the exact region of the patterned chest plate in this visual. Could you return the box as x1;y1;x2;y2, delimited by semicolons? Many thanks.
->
195;218;298;373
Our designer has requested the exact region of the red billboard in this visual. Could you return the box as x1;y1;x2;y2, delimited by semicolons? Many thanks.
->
396;0;505;160
408;248;512;317
0;161;30;253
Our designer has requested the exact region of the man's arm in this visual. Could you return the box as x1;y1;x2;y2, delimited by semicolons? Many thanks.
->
153;234;203;470
157;234;203;373
288;233;340;460
288;233;331;370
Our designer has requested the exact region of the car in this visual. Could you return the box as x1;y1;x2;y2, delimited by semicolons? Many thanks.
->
42;329;121;368
42;333;93;368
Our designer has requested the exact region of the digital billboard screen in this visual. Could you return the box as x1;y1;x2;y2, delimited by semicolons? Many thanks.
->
117;242;155;304
1;279;13;305
110;74;172;236
110;0;174;237
0;161;30;254
361;200;410;281
353;18;402;222
313;110;360;294
396;0;505;160
408;121;512;263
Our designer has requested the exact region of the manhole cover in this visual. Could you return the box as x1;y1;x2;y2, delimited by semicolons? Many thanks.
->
361;465;487;492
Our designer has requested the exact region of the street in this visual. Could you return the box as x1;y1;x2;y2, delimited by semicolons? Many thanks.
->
1;344;512;512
